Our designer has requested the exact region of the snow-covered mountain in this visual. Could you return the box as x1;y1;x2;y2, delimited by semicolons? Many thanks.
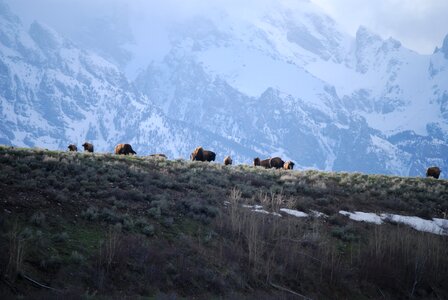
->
134;1;448;176
1;0;447;176
0;1;257;160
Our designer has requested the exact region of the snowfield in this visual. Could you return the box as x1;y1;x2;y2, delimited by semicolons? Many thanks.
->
339;210;448;236
241;204;448;236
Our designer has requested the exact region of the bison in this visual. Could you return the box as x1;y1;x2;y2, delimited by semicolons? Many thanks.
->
67;144;77;152
224;156;232;165
283;161;295;170
82;142;94;153
269;157;285;169
115;143;137;155
426;166;441;179
253;157;270;168
191;146;216;162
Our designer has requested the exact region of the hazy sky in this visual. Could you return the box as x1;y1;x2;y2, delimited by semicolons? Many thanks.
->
310;0;448;54
5;0;448;55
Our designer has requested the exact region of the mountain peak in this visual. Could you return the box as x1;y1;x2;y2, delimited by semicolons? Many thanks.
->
381;37;401;52
441;33;448;58
356;26;382;43
0;0;20;25
355;26;383;55
29;21;63;51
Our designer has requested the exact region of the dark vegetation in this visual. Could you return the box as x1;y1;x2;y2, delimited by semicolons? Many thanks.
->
0;146;447;299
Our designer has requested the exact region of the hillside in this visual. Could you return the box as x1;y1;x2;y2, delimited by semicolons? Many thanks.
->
0;146;447;299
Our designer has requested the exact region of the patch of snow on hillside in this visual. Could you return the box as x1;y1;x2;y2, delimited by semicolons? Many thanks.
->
339;210;448;236
339;210;383;224
280;208;308;218
242;204;281;216
381;213;447;236
433;218;448;231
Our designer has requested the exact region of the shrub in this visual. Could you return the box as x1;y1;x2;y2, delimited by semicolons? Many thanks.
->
70;251;86;265
142;225;155;236
52;232;69;243
331;226;359;242
148;206;162;219
100;208;122;224
162;217;174;228
82;207;99;221
150;195;171;215
39;254;62;271
30;212;46;227
328;214;347;226
122;215;135;231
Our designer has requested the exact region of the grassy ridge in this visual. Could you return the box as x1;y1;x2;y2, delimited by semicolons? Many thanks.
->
0;146;447;299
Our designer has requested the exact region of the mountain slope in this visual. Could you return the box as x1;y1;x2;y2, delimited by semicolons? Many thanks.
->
134;2;448;175
0;2;261;161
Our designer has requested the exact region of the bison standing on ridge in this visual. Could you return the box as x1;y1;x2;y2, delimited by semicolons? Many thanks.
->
283;161;295;170
82;142;94;153
253;157;270;168
115;143;137;155
224;156;232;165
269;157;285;169
191;146;216;162
67;144;77;152
426;166;441;179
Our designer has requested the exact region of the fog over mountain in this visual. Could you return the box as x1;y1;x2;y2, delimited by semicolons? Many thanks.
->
1;0;447;176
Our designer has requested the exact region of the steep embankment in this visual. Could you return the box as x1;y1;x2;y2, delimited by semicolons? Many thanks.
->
0;146;447;299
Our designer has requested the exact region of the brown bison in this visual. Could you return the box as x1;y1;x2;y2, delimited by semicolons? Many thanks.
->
115;143;137;155
150;153;167;159
82;142;94;153
224;156;232;165
283;161;295;170
67;144;77;152
253;157;270;168
190;146;216;162
426;166;441;179
269;157;285;169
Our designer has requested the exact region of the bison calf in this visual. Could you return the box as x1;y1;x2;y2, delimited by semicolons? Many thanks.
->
426;166;441;179
115;143;137;155
224;156;232;165
283;161;295;170
67;144;77;152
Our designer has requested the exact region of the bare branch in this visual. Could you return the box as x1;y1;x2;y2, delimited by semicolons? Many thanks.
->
20;273;62;292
